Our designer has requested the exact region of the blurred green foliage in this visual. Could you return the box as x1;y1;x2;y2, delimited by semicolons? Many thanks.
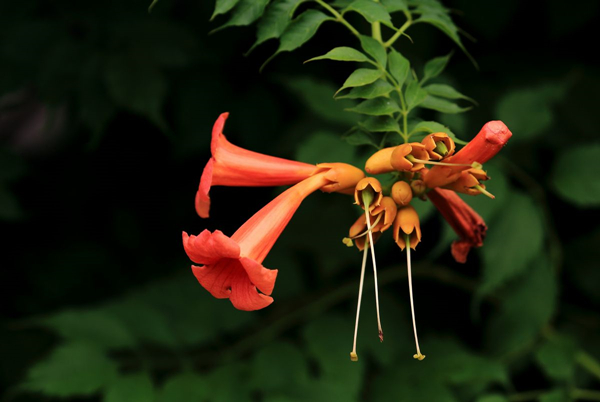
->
1;0;600;401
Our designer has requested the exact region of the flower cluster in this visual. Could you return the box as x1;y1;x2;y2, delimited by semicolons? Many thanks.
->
182;113;512;360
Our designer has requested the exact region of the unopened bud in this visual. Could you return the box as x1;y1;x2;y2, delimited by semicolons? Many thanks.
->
391;181;413;206
410;180;427;197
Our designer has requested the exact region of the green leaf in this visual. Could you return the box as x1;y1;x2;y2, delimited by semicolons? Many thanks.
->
425;84;475;103
40;310;136;350
104;55;167;131
252;0;303;49
306;47;371;63
342;130;379;147
157;373;209;402
495;85;565;141
404;80;428;110
359;34;387;67
420;95;472;114
422;53;452;84
346;97;401;116
388;49;410;87
275;10;331;55
336;79;394;99
213;0;270;31
486;257;557;357
344;0;394;28
211;0;241;20
535;335;578;381
104;373;155;402
336;68;383;95
24;342;118;397
551;144;600;207
410;120;457;140
382;0;408;13
479;192;545;295
295;131;357;165
360;115;401;133
282;76;358;125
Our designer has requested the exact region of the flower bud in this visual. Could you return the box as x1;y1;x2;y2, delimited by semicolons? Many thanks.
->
443;168;490;196
354;177;383;210
317;163;366;194
410;179;427;197
365;147;396;175
391;181;413;206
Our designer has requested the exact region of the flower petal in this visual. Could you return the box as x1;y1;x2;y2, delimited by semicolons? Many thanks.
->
195;158;214;218
240;257;277;296
182;230;240;265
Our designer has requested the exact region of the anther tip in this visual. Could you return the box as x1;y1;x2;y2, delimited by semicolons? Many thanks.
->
350;352;358;362
413;353;426;361
342;237;354;247
378;330;384;342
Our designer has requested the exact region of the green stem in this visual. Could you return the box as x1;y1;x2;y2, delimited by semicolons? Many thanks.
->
372;21;382;42
383;11;412;48
314;0;360;37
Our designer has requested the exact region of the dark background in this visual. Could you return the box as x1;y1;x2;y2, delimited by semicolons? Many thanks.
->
1;0;599;401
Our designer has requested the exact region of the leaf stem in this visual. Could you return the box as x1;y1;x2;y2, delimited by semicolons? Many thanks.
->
314;0;360;38
372;22;382;42
383;11;412;48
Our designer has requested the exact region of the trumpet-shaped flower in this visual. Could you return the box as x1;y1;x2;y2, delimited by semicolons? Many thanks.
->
424;121;512;188
196;113;318;218
184;172;334;311
427;187;487;263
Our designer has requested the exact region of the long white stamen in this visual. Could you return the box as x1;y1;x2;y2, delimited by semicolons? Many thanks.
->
406;235;425;360
350;242;369;362
365;210;383;342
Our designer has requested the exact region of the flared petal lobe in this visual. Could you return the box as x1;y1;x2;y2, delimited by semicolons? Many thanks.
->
427;188;487;263
424;121;512;188
195;113;318;218
184;172;333;311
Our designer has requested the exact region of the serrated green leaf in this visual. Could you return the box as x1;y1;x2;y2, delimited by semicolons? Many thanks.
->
359;34;387;67
360;115;401;133
410;120;456;139
346;97;401;116
157;373;209;402
306;47;371;63
551;144;600;207
405;80;428;110
104;373;155;402
213;0;270;31
252;0;303;50
344;0;394;28
211;0;241;20
479;192;545;295
388;49;410;87
425;83;475;103
342;130;378;147
40;310;136;350
25;342;118;397
422;53;451;84
535;335;578;381
276;10;331;54
336;68;383;95
382;0;408;13
420;95;471;113
336;79;394;99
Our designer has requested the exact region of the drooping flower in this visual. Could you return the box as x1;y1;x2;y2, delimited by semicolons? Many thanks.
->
423;121;512;188
184;172;338;311
426;187;487;263
195;113;319;218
